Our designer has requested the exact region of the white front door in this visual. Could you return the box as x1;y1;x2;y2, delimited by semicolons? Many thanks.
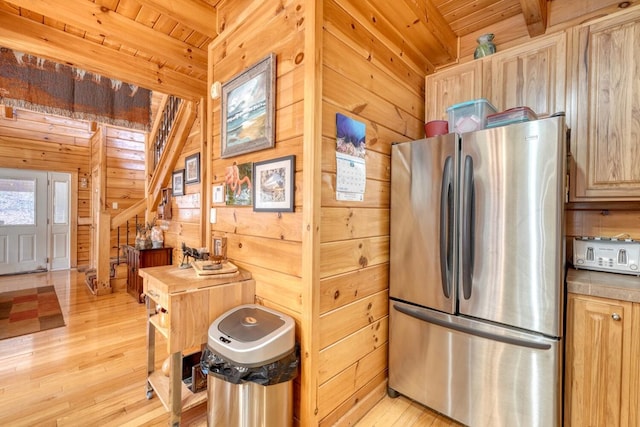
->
0;168;48;275
48;172;71;271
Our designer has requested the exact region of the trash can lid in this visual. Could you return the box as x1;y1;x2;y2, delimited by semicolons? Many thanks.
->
208;304;295;366
218;306;284;342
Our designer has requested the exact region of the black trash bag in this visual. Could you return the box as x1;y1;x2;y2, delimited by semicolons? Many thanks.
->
201;345;299;386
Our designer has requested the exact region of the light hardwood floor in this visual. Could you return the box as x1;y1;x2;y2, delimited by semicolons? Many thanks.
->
0;270;458;426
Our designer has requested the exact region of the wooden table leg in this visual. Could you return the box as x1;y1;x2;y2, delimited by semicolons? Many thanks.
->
145;295;156;399
169;351;183;426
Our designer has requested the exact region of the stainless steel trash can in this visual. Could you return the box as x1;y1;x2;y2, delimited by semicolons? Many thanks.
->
203;304;296;427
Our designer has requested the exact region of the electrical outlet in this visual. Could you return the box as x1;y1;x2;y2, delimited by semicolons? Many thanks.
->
210;208;216;223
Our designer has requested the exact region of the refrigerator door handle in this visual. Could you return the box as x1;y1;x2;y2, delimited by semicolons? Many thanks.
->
393;303;552;350
439;156;453;298
461;155;475;300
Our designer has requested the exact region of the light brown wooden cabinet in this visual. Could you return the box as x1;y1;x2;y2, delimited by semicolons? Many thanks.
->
425;32;566;122
425;61;483;122
486;32;566;115
569;8;640;200
564;293;636;426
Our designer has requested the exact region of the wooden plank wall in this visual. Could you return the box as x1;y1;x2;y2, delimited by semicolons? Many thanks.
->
317;0;424;424
104;126;147;257
162;109;204;265
207;0;305;421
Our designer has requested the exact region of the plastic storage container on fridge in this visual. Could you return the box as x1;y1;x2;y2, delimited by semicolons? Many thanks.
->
446;98;497;133
486;106;538;128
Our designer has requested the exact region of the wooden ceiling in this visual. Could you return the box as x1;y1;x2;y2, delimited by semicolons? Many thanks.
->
0;0;635;143
0;0;635;100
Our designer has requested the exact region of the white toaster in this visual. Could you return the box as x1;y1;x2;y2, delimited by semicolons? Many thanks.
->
573;237;640;276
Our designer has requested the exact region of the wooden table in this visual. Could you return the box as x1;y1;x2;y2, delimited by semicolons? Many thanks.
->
140;264;255;427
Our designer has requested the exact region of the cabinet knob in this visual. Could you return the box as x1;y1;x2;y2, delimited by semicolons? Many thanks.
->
611;313;621;321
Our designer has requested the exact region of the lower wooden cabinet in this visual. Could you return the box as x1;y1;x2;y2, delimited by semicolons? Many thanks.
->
125;245;172;303
564;293;639;426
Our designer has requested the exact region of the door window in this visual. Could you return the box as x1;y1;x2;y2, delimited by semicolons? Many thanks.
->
0;178;36;226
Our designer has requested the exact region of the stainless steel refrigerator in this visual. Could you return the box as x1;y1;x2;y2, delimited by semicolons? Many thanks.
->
388;116;566;426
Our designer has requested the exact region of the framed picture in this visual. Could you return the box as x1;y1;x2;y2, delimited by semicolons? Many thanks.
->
253;155;295;212
225;162;253;206
185;153;200;184
221;53;276;158
172;169;184;196
212;237;227;260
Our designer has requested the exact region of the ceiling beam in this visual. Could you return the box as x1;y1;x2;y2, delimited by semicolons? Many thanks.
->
135;0;218;39
4;0;207;74
0;9;205;99
520;0;548;36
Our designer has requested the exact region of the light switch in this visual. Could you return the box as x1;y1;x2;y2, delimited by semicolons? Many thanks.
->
112;202;118;209
210;208;216;223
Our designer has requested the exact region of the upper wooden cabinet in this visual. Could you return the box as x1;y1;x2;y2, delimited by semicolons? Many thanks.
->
569;8;640;200
425;32;566;123
425;61;483;122
486;32;566;116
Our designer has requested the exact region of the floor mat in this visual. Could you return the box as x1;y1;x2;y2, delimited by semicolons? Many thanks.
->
0;285;65;340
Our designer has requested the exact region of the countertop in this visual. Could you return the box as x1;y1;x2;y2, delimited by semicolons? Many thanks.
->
567;268;640;303
139;263;253;295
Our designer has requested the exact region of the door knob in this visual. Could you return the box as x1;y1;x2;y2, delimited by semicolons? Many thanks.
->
611;313;621;321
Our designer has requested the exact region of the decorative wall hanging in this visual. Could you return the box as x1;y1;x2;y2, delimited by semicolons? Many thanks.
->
220;53;275;158
253;155;295;212
0;47;151;130
172;170;185;196
185;153;200;184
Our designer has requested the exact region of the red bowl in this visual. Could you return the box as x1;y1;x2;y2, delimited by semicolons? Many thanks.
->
424;120;449;137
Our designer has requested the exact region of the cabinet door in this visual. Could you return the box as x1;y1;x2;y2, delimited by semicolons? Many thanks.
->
488;31;566;115
570;9;640;200
630;303;640;427
126;247;139;299
425;61;483;122
565;294;632;427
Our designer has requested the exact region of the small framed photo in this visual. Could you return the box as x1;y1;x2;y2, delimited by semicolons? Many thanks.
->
185;153;200;184
172;169;185;196
212;237;227;259
221;53;276;158
253;155;295;212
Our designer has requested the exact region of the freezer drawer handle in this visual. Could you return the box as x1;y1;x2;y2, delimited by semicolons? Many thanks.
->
393;303;552;350
439;155;454;298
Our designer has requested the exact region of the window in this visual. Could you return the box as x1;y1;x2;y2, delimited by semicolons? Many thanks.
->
0;178;36;225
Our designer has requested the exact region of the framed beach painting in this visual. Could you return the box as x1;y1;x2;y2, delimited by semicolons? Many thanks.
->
220;53;276;158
